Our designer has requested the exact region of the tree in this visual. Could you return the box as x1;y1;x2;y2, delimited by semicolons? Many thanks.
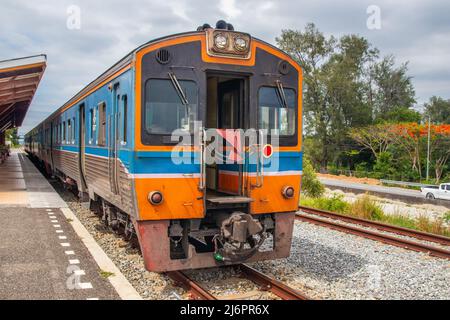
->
276;24;377;171
349;124;395;160
391;123;425;179
6;128;19;147
369;55;416;121
423;96;450;124
429;125;450;182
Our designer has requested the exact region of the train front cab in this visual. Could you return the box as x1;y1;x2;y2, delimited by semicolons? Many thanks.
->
132;28;303;272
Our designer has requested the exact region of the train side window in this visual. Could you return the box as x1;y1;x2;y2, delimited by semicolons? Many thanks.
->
68;119;72;143
63;121;66;144
98;102;106;146
122;95;128;144
72;117;76;144
258;86;296;136
89;109;94;144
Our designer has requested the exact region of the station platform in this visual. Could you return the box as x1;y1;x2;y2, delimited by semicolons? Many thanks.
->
0;150;139;300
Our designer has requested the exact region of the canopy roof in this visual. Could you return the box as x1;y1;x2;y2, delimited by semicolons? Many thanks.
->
0;55;46;133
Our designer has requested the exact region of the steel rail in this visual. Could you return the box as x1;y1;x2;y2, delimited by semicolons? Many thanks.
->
298;205;450;246
166;271;217;300
239;264;310;300
296;213;450;260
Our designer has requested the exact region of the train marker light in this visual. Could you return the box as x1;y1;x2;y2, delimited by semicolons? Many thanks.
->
148;191;164;205
282;186;295;199
263;144;273;158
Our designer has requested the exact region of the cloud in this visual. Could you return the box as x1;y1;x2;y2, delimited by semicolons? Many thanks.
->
1;0;449;134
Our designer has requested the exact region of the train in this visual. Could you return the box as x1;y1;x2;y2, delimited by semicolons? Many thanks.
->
25;20;303;272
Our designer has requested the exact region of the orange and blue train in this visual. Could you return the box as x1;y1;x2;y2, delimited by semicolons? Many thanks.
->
25;21;303;272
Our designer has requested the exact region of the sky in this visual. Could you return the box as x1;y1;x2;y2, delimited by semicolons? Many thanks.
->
1;0;449;135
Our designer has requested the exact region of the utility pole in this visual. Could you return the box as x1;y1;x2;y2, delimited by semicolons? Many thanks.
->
426;115;431;181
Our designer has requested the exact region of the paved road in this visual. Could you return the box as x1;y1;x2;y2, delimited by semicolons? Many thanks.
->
319;177;423;198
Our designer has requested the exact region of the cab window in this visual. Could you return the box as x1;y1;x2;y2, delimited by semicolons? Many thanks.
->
258;86;296;136
144;79;197;134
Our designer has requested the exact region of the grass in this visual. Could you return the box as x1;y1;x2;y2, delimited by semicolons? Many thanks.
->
300;193;450;237
444;211;450;224
99;270;115;279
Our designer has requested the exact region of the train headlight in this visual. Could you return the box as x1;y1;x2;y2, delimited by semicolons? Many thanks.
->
234;37;248;51
214;33;228;49
282;186;295;199
148;191;164;205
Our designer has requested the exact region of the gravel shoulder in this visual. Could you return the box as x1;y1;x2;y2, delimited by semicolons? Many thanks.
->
251;219;450;300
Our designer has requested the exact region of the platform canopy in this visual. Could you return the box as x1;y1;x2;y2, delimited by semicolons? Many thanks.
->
0;55;46;134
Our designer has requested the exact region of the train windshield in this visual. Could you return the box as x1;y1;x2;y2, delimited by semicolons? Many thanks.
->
144;79;197;134
258;86;296;136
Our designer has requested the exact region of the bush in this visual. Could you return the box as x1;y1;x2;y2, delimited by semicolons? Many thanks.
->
443;211;450;224
350;194;384;220
301;158;325;198
300;194;350;213
416;216;449;237
372;152;395;179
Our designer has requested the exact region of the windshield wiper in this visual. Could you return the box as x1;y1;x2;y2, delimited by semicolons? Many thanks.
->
168;72;189;106
275;80;288;109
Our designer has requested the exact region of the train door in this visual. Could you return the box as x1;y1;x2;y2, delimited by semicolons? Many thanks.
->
217;79;244;195
108;83;120;195
78;103;87;190
204;74;253;210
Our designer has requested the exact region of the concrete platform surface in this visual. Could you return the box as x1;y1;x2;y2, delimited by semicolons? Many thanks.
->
0;151;140;300
0;207;120;300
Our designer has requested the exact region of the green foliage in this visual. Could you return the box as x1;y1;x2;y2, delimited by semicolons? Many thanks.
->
382;107;421;123
277;24;448;183
444;212;450;224
300;194;350;213
355;162;369;172
424;96;450;124
5;128;20;147
300;194;450;237
372;152;395;178
350;194;384;220
301;157;325;198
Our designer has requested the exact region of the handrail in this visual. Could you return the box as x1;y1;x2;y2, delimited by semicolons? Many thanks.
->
252;129;264;188
198;127;206;190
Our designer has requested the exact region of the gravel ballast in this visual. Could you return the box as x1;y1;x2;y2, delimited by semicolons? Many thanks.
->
50;180;449;300
251;219;450;300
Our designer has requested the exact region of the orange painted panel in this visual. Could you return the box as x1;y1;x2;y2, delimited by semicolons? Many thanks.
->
218;172;240;194
248;175;301;214
135;177;204;220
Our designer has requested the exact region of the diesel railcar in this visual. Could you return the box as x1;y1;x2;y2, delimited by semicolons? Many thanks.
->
25;21;303;272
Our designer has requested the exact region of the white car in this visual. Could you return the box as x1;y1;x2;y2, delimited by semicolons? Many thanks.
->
421;183;450;200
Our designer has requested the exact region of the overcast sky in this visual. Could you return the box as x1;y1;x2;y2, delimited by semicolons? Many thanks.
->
1;0;449;135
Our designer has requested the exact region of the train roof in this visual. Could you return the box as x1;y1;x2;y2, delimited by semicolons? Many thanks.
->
25;30;299;136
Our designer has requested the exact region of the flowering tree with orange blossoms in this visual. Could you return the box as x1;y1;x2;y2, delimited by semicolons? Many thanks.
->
391;123;450;181
351;123;450;181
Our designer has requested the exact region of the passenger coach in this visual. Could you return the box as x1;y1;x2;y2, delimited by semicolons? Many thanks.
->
25;21;303;272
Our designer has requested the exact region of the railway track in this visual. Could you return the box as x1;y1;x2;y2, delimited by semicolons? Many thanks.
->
166;264;310;300
297;206;450;260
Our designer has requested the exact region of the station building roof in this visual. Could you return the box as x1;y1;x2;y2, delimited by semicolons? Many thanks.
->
0;55;46;133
